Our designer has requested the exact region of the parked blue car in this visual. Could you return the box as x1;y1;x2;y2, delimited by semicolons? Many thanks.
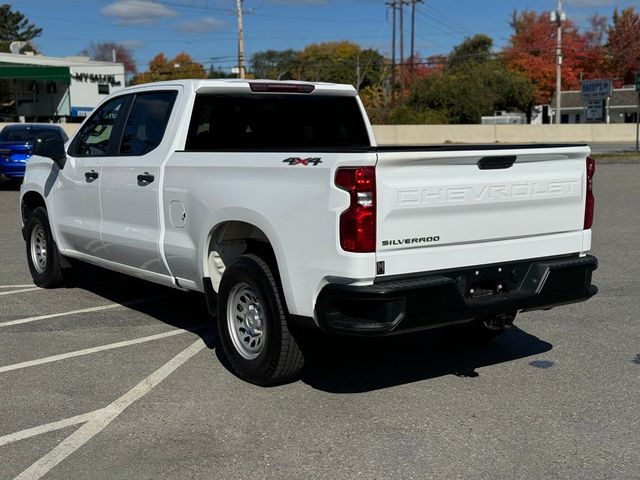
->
0;124;69;181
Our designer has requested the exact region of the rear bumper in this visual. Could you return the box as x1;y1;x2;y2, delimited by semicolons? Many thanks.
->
315;254;598;335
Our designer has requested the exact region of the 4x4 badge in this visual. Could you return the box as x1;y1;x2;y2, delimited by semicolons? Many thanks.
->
283;157;322;166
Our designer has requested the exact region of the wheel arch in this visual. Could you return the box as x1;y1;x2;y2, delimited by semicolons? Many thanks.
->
20;190;47;225
202;219;290;303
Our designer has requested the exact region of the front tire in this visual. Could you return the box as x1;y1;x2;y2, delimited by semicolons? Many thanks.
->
24;207;66;288
217;254;304;385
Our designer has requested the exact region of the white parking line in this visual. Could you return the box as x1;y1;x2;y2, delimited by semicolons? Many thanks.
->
0;329;189;374
0;297;163;328
13;338;206;480
0;411;100;447
0;285;34;289
0;287;40;296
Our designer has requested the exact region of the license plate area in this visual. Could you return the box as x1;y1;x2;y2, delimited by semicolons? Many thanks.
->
451;261;533;299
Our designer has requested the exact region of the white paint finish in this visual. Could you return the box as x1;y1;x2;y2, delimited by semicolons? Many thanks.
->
49;149;105;258
0;296;162;328
162;150;377;317
0;287;40;296
0;329;187;373
99;87;183;276
376;147;590;275
60;250;179;289
12;339;206;480
380;231;585;278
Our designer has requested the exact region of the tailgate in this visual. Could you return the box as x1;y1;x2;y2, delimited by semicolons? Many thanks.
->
375;146;590;276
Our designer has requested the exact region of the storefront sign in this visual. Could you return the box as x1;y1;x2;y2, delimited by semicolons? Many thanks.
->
72;73;122;86
580;80;612;102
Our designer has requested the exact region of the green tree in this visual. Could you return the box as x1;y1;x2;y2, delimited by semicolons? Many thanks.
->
208;66;235;79
296;41;386;91
131;52;206;84
448;34;493;68
250;49;299;80
0;4;42;52
406;60;534;124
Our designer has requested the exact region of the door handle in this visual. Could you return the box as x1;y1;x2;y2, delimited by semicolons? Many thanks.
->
85;170;99;182
137;172;155;186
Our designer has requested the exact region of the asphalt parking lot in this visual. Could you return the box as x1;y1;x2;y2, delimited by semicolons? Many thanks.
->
1;163;639;480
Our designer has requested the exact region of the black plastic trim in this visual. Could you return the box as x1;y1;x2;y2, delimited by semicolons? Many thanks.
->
202;277;217;316
315;254;598;336
174;143;589;154
478;155;517;170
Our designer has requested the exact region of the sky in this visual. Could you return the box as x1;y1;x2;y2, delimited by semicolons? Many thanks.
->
11;0;638;73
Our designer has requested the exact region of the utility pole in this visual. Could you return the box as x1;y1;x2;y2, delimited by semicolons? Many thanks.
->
388;0;397;93
409;0;423;76
235;0;245;79
551;0;565;124
399;0;404;94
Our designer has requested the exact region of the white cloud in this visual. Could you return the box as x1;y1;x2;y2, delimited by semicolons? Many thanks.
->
101;1;177;25
269;0;328;5
178;16;225;33
566;0;617;6
120;39;145;49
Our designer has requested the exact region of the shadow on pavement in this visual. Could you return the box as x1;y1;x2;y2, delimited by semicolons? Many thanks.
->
0;179;21;191
66;261;218;350
299;325;552;393
64;261;552;392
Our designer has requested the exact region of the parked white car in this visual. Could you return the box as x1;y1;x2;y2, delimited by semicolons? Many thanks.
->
20;79;598;385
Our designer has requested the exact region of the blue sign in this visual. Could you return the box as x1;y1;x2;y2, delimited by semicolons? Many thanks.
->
70;106;94;118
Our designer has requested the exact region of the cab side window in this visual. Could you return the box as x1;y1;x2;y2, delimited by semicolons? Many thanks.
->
71;96;128;157
119;91;177;156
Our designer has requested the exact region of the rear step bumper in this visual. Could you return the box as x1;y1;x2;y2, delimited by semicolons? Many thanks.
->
315;254;598;335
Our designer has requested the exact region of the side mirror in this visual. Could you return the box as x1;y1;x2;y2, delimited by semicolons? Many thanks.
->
34;137;67;169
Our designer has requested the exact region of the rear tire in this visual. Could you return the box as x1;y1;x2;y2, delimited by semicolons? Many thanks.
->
217;254;304;385
24;207;67;288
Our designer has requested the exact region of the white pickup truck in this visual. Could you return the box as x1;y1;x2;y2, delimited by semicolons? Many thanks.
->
20;79;598;385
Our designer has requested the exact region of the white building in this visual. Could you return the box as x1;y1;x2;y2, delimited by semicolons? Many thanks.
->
0;52;125;122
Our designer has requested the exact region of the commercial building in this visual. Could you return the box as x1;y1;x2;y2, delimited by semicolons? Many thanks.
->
550;86;639;124
0;52;125;122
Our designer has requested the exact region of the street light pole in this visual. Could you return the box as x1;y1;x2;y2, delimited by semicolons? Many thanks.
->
399;0;404;94
553;0;564;125
388;0;397;93
236;0;245;79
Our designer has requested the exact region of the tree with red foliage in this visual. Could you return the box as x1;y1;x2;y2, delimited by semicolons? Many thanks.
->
581;14;610;82
399;53;445;88
504;10;599;104
606;7;640;86
81;42;137;76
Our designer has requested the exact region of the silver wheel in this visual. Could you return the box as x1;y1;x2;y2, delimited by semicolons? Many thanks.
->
30;224;47;274
226;282;266;360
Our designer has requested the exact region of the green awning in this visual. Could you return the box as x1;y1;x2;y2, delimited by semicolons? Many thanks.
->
0;63;70;84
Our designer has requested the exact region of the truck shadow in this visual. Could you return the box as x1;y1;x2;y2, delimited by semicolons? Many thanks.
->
69;262;552;393
299;327;552;393
66;262;218;349
0;180;22;191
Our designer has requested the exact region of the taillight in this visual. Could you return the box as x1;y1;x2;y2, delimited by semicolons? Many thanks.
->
335;167;376;253
584;156;595;230
249;82;315;93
